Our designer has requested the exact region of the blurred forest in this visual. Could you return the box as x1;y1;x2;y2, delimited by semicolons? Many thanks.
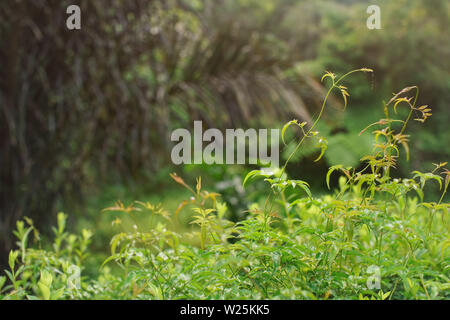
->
0;0;449;267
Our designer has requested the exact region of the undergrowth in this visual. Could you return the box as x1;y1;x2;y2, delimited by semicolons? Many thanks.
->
1;70;449;300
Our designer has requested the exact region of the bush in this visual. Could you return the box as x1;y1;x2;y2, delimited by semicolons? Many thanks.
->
1;70;448;300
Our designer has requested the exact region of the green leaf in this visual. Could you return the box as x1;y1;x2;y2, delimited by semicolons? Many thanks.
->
52;288;65;300
314;137;328;162
243;169;278;187
282;120;296;145
57;212;67;234
339;87;349;108
4;270;14;284
412;171;443;190
101;254;120;269
38;271;53;300
413;185;424;202
243;170;262;187
321;71;336;83
0;276;6;291
281;120;306;145
382;291;391;300
39;270;53;287
38;283;51;300
110;232;126;255
326;165;343;190
290;180;312;199
8;250;19;272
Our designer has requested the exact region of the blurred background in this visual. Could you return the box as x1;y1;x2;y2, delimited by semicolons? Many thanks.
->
1;0;449;268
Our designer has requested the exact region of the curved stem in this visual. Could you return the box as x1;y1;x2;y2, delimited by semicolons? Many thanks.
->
280;84;334;176
400;86;419;135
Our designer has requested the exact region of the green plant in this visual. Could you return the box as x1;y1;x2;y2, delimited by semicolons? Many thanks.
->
1;213;92;300
2;70;448;300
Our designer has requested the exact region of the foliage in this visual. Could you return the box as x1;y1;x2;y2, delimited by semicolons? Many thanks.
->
316;0;450;169
2;0;448;269
0;0;330;262
2;70;448;300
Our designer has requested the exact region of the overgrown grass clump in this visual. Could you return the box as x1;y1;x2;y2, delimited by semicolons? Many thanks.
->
1;70;449;300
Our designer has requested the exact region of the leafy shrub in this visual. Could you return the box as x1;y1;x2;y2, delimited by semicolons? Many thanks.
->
1;70;448;300
0;0;327;262
316;0;450;171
